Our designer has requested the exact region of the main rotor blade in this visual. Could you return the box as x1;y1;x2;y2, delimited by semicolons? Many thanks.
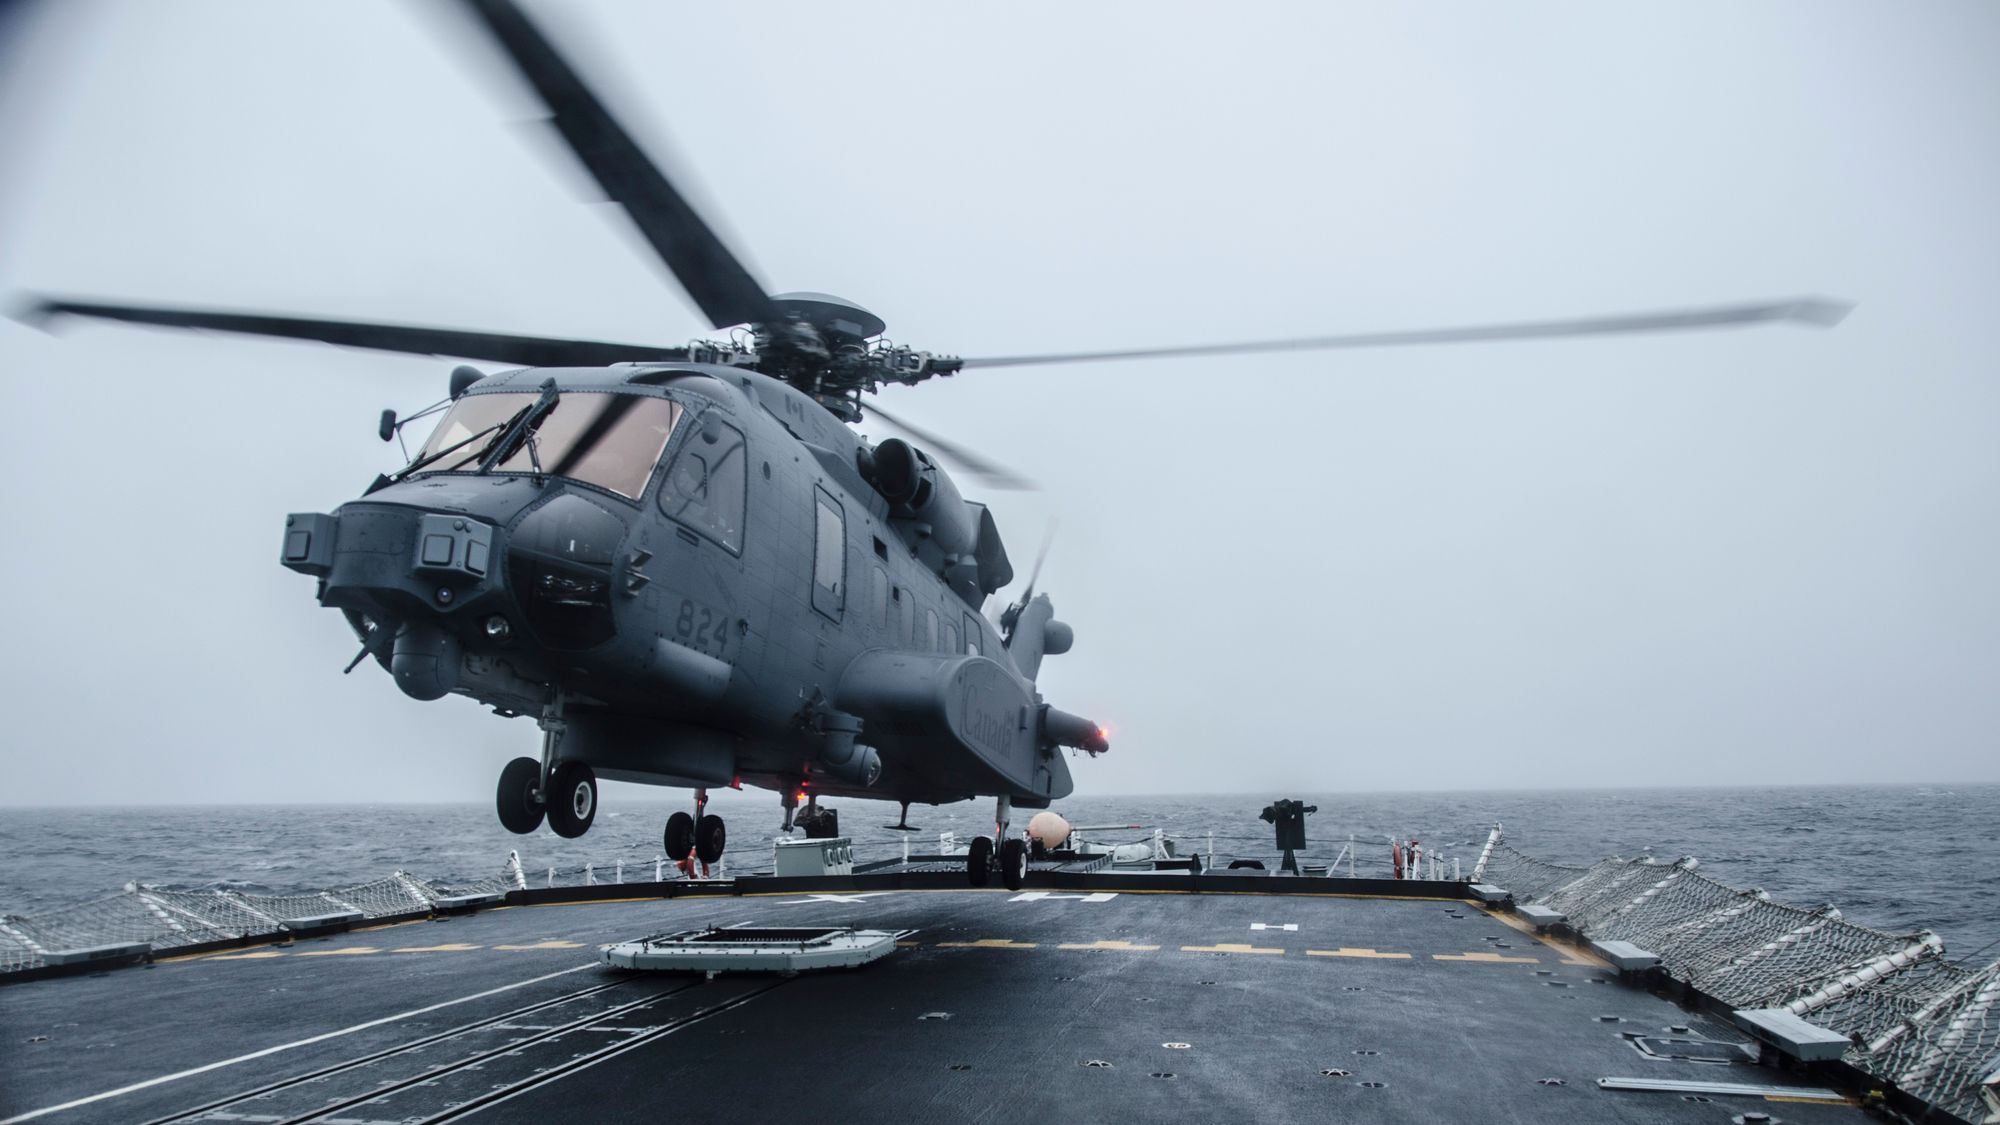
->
1019;519;1058;605
22;298;686;368
957;297;1853;370
456;0;775;330
864;401;1038;491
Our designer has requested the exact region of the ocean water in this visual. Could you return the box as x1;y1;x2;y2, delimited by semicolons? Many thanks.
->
3;784;1996;960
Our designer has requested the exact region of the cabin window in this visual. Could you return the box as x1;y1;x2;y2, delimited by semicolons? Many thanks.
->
417;390;682;500
924;607;939;651
963;613;982;656
812;488;844;619
871;567;889;630
943;622;959;655
893;587;913;646
659;417;746;552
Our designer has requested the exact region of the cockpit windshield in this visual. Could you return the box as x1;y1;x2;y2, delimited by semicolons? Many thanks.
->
414;391;684;499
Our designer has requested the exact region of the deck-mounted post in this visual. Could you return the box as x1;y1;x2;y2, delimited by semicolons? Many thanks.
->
655;857;664;883
507;850;528;890
1470;823;1503;884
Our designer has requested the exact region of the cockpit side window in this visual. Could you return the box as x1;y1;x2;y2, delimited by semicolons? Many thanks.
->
660;418;747;553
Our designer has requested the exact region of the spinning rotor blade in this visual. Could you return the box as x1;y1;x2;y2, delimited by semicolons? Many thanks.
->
456;0;775;330
1017;520;1057;605
957;297;1853;370
23;298;686;368
864;401;1038;491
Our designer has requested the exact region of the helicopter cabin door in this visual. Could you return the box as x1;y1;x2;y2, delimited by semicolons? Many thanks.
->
811;487;844;620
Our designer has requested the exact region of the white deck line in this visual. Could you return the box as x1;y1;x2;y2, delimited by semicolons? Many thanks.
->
0;962;595;1124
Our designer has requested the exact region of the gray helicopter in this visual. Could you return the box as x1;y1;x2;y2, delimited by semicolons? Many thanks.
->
22;0;1848;890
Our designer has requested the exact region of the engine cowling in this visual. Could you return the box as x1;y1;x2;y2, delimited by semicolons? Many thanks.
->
868;438;979;559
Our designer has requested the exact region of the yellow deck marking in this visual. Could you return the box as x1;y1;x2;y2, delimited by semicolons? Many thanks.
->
938;939;1038;949
1058;940;1162;952
1182;943;1283;955
1434;951;1539;964
295;947;380;957
895;940;921;948
493;940;585;951
1481;906;1610;967
391;943;482;954
1305;947;1410;960
200;950;286;961
352;918;430;934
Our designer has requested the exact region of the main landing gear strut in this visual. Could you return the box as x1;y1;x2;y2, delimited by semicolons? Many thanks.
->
966;794;1029;892
663;788;726;870
496;701;597;839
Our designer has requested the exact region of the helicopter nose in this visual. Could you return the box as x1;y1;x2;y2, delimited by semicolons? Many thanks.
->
282;506;498;603
281;504;510;700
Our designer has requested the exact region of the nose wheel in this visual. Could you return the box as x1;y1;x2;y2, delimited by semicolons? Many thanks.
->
545;760;597;838
495;757;544;834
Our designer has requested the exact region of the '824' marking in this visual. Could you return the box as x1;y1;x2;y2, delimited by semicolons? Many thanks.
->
673;597;734;659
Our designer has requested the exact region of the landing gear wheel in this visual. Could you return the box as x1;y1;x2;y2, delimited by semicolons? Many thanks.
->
694;815;726;864
999;837;1029;891
545;760;597;839
496;757;545;835
966;836;994;887
664;811;694;861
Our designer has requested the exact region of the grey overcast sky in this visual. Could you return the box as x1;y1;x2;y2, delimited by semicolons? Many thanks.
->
1;1;1996;806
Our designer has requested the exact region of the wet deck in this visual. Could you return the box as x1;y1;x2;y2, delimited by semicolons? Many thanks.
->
0;876;1872;1124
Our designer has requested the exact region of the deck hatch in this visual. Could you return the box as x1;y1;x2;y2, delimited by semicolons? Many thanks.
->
1629;1036;1757;1064
601;925;904;973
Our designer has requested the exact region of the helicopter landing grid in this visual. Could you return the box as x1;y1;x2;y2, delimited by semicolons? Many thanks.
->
2;878;1879;1125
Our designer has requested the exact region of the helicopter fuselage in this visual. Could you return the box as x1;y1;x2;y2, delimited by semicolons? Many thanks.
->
281;362;1096;812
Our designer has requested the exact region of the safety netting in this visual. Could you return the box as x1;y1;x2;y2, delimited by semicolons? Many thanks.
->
1483;839;2000;1123
0;866;522;974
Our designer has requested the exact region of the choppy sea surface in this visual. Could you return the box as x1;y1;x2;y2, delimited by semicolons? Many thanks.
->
3;784;1996;960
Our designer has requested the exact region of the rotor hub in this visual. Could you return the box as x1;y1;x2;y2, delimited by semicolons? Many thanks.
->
766;292;886;342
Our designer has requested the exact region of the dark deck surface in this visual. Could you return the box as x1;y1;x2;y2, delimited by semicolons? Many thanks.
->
0;877;1873;1124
